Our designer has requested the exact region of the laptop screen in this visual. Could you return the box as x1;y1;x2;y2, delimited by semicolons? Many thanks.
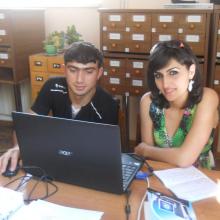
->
12;112;127;194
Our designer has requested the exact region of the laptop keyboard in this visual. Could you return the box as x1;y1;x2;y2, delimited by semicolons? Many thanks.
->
121;154;142;191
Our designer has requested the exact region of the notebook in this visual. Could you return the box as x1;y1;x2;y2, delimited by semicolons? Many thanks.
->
12;112;143;194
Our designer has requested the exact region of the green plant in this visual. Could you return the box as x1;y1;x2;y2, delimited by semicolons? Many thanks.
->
43;31;65;50
65;25;82;45
43;25;82;54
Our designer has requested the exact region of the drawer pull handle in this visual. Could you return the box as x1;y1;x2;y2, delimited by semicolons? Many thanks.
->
135;44;140;49
111;43;116;47
189;24;195;29
135;23;141;28
135;70;140;74
135;89;140;94
111;87;116;91
162;24;167;29
111;23;116;28
111;68;116;73
0;60;5;64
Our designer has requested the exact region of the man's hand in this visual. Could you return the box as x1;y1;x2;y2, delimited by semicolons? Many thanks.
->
0;146;20;173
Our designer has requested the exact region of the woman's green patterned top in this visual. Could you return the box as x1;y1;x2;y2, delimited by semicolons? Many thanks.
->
149;102;214;169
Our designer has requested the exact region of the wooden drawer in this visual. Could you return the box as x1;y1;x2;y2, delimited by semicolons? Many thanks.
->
31;71;48;86
125;77;147;96
152;33;178;45
31;85;42;102
104;58;126;68
0;49;12;67
102;13;126;31
101;74;126;85
0;11;11;27
126;59;148;78
152;14;179;33
29;55;48;72
179;14;206;34
102;32;126;52
47;55;65;73
103;67;126;77
125;33;151;53
48;72;65;78
179;34;205;56
126;13;151;32
102;83;126;95
0;27;11;45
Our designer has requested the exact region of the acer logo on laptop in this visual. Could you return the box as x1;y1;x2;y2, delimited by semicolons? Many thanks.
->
58;149;73;156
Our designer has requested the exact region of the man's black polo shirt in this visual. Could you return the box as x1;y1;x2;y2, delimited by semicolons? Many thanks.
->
31;77;119;125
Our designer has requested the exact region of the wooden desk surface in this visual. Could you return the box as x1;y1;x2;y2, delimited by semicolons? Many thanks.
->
0;161;219;220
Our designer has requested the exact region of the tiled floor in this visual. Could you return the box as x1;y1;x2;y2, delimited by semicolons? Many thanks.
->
0;120;220;170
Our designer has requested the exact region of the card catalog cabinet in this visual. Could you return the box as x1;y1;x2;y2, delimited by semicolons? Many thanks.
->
209;7;220;92
0;9;45;111
208;6;220;159
99;9;211;96
100;55;148;96
29;53;65;101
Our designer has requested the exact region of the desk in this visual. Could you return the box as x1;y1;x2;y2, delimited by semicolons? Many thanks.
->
0;161;219;220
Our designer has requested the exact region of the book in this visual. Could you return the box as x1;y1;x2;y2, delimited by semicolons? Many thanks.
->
144;188;197;220
153;166;218;202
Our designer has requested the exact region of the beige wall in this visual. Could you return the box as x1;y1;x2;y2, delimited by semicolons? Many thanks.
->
44;0;210;49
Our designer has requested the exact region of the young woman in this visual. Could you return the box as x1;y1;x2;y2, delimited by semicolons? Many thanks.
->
135;40;219;169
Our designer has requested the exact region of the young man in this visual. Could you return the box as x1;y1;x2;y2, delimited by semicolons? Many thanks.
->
0;41;119;173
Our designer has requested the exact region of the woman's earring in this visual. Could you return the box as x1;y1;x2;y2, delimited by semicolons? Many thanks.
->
188;80;194;92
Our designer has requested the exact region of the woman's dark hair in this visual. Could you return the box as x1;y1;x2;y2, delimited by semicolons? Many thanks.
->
148;40;203;108
64;41;103;68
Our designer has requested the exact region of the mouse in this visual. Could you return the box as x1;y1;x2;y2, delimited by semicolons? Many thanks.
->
2;159;20;177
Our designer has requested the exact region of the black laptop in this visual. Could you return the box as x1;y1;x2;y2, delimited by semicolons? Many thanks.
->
12;112;143;194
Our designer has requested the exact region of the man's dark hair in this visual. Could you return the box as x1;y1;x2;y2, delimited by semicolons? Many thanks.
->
64;41;103;68
147;40;203;109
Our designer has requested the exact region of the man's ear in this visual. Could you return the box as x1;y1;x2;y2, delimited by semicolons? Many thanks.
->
189;64;196;79
97;67;103;80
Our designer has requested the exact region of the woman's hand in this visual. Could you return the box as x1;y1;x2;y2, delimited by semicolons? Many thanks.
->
134;142;148;157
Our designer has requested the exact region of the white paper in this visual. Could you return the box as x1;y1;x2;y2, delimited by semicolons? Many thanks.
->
159;15;173;22
10;200;103;220
110;60;120;67
0;187;24;219
132;15;145;22
185;35;200;43
0;29;6;35
132;34;144;41
133;61;144;69
110;77;120;84
187;15;201;23
109;33;121;40
154;166;218;202
0;53;9;59
109;15;121;22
